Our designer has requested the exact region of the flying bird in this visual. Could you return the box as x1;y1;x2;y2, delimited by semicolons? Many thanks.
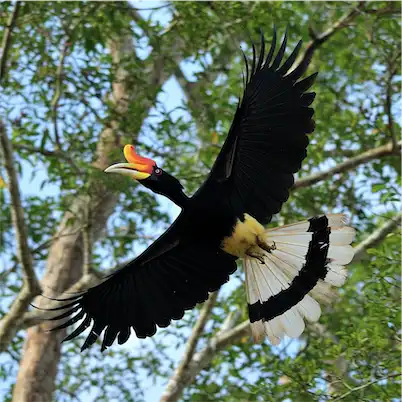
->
47;28;355;351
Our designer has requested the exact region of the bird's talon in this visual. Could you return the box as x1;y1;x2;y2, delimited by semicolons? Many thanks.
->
246;251;265;264
257;239;276;253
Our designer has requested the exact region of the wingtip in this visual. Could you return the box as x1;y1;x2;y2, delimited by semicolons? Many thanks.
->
271;27;288;70
39;293;83;302
284;24;289;38
80;344;89;353
263;25;277;69
80;337;94;352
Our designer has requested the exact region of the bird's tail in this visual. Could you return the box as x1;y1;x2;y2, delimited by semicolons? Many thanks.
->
244;214;355;344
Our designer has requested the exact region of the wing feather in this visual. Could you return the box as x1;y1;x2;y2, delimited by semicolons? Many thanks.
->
264;26;277;68
47;27;317;352
271;27;287;70
47;227;237;351
196;28;317;224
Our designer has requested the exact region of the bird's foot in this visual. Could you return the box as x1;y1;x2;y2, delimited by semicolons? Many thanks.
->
245;250;265;264
257;239;276;254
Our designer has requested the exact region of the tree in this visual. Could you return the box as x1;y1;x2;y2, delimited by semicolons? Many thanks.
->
0;2;400;402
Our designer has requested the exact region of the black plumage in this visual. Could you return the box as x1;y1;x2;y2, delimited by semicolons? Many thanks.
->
47;27;320;351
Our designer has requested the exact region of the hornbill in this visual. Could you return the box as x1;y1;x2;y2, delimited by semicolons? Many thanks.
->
48;28;355;351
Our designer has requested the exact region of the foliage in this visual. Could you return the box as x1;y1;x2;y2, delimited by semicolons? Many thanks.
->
0;2;400;402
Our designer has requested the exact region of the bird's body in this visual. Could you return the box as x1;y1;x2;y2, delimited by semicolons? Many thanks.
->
47;28;355;351
179;187;236;248
178;184;264;254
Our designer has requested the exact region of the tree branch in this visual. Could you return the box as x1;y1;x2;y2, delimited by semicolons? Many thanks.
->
385;82;395;150
353;213;401;262
303;2;368;65
82;202;93;276
3;4;212;357
160;320;251;402
12;143;81;174
360;3;401;17
159;212;401;400
17;273;102;330
160;291;219;402
0;120;41;351
384;50;401;151
49;5;97;150
0;1;20;83
50;40;69;149
293;141;401;190
156;9;399;399
175;320;251;392
331;373;401;401
175;2;367;151
0;225;89;287
174;44;234;109
174;38;237;129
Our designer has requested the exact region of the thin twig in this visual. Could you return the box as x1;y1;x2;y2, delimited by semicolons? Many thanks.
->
9;273;101;335
385;81;395;150
51;40;70;149
131;3;172;12
13;143;81;174
0;122;39;292
49;2;101;150
293;141;401;190
331;373;401;401
0;120;41;350
13;143;64;158
82;202;93;275
1;225;87;280
360;3;401;16
53;1;99;131
384;51;401;151
0;2;20;83
287;2;368;78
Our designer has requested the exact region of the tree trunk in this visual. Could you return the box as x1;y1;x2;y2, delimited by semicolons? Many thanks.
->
11;17;189;400
12;35;135;402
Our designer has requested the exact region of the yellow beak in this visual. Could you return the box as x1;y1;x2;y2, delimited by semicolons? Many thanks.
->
104;163;151;180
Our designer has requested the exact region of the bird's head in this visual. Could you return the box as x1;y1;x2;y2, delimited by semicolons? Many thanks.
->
105;145;185;204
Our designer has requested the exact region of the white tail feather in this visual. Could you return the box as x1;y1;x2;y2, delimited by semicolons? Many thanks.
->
245;214;355;344
264;318;282;345
327;245;355;265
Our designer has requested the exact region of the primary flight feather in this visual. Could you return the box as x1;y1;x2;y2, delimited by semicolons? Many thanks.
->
47;28;355;351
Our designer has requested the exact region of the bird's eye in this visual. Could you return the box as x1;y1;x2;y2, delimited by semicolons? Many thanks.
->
154;168;162;175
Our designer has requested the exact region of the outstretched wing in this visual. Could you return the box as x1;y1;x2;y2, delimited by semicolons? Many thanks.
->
196;28;317;224
47;216;237;351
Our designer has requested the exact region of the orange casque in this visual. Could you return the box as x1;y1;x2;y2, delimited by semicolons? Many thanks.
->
123;145;156;174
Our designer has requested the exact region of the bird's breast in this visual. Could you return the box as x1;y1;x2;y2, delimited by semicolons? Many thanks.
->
221;213;266;258
184;190;266;257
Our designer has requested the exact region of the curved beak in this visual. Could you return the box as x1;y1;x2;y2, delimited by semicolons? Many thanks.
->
104;163;151;180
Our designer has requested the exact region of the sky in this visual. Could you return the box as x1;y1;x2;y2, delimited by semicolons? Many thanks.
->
0;0;310;402
0;2;179;401
1;2;400;401
1;2;227;402
0;2;293;400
